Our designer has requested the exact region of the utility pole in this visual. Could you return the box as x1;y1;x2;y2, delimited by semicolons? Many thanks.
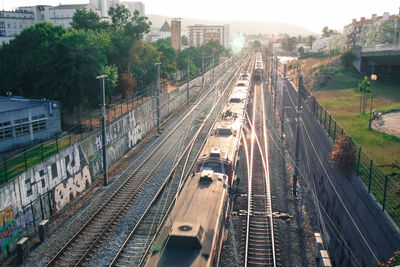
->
293;72;303;196
281;66;287;141
187;54;190;105
155;62;161;135
97;75;108;186
202;52;205;89
273;56;278;111
283;63;287;79
212;50;215;81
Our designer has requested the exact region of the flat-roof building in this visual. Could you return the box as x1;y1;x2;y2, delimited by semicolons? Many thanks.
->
0;10;35;45
187;24;230;48
0;96;61;152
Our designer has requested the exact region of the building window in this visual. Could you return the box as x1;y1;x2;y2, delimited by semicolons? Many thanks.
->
25;178;32;196
32;120;46;132
15;123;30;136
0;121;11;127
0;127;12;140
15;117;29;124
32;114;45;120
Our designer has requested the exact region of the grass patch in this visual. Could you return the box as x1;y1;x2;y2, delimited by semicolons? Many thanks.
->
312;68;400;175
0;135;72;185
322;67;361;90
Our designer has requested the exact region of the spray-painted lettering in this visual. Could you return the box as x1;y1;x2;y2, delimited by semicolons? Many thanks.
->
0;206;18;253
54;165;92;212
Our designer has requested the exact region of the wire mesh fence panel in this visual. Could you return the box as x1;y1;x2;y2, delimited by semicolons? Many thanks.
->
282;71;400;227
386;176;400;224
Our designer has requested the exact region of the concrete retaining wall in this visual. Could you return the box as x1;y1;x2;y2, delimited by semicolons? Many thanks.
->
278;76;400;266
0;57;233;260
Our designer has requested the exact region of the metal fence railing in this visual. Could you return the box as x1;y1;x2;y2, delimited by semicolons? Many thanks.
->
0;61;224;185
309;97;400;226
0;82;161;185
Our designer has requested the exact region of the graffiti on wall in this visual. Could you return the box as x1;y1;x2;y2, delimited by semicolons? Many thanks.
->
0;206;18;253
54;165;92;212
94;109;151;152
20;144;83;207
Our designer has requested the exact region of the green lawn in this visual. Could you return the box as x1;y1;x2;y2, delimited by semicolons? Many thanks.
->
0;135;73;184
313;68;400;175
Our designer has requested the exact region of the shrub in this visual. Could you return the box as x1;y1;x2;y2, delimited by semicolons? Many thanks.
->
331;135;356;173
340;51;355;68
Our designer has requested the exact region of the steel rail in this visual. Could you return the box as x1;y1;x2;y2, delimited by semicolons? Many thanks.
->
108;55;248;267
45;56;244;267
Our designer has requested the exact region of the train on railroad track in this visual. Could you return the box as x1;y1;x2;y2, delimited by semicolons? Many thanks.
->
144;70;251;267
253;53;263;81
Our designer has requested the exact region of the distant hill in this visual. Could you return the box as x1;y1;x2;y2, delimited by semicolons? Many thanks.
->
147;14;314;36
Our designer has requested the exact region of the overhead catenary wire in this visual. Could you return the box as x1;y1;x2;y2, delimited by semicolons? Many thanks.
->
262;106;363;267
278;74;379;262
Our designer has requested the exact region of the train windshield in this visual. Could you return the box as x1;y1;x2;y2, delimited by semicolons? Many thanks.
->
200;162;229;175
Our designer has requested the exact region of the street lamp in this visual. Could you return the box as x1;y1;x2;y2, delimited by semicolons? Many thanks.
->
369;74;377;129
97;74;108;186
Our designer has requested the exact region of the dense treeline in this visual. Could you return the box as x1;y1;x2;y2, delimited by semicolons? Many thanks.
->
0;6;231;115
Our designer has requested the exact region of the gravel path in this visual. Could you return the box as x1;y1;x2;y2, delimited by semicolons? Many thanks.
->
372;111;400;137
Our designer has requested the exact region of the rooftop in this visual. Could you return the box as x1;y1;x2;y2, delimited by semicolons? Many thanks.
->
50;4;89;10
0;96;57;113
160;20;171;32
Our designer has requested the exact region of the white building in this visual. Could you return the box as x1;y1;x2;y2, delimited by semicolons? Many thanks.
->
120;1;145;16
187;24;230;48
18;5;52;23
48;4;90;28
90;0;119;18
0;10;35;45
311;37;330;52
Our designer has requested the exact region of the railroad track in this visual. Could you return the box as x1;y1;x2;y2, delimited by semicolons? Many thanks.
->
106;55;252;267
44;54;248;267
241;77;277;266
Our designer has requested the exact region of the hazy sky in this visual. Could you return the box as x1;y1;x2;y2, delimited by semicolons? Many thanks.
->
2;0;400;33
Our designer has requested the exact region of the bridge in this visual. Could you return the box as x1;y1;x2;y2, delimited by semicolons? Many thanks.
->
353;44;400;75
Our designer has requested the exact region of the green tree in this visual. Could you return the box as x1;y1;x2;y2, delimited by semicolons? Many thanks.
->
129;41;159;89
181;35;189;46
340;51;354;68
101;64;118;104
155;37;171;46
44;29;108;119
297;46;305;56
252;40;262;50
322;26;338;38
106;8;151;73
0;22;66;97
306;35;316;47
280;34;297;53
157;44;177;78
176;47;199;75
71;8;108;30
108;5;131;29
358;76;371;114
